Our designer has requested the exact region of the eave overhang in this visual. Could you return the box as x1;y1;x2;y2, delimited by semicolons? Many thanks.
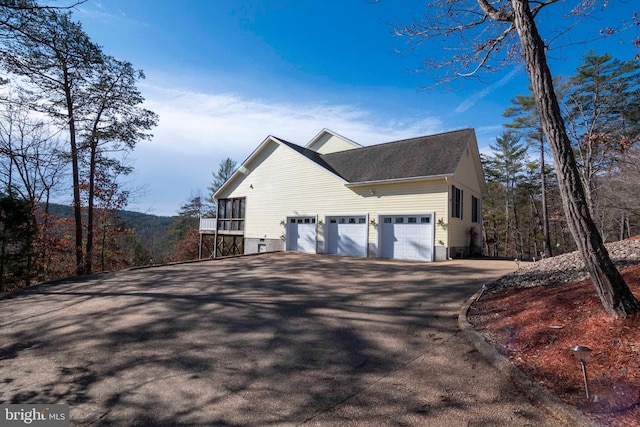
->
344;173;453;188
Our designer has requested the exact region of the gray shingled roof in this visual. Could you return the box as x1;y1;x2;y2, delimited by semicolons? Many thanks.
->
276;129;474;183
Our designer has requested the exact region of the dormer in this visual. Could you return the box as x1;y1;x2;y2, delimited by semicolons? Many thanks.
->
305;129;362;154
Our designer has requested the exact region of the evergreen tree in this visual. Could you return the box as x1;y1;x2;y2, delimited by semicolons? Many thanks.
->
563;52;640;216
503;90;553;257
486;131;528;257
166;195;208;261
207;158;237;215
0;191;36;289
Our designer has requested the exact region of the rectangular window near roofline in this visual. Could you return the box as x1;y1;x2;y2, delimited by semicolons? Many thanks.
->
471;195;479;223
452;185;463;219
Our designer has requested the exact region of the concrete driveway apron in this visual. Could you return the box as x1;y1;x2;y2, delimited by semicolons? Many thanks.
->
1;253;563;426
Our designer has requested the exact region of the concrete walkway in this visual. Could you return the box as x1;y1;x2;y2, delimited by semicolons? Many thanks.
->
1;253;564;426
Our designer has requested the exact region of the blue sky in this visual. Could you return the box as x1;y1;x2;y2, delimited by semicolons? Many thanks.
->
63;0;638;216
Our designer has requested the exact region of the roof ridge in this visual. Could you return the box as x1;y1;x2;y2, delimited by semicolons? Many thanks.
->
321;128;473;157
370;128;473;147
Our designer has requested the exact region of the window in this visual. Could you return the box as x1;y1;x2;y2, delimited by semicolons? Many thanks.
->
408;217;417;223
395;217;404;223
452;185;463;219
330;219;337;223
217;197;245;232
348;218;356;224
383;218;392;224
358;218;366;224
420;217;431;224
472;196;479;223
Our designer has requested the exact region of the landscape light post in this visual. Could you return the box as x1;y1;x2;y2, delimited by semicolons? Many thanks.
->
570;345;593;404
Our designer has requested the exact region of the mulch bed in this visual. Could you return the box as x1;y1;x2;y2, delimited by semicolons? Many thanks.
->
468;264;640;427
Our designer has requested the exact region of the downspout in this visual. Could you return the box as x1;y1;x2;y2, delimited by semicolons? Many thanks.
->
445;176;451;260
213;212;218;259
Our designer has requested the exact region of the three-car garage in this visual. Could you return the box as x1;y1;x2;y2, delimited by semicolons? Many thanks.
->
286;213;434;261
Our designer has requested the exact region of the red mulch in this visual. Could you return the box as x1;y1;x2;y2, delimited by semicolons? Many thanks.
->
468;264;640;427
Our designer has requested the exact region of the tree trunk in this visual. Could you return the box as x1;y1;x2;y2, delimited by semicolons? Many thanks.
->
84;141;97;275
511;0;640;316
64;75;84;276
539;138;552;257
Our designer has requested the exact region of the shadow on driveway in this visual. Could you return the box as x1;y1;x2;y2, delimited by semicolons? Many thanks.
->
0;253;558;426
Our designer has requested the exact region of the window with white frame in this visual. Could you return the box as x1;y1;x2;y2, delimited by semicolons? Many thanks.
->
471;195;479;223
452;185;463;219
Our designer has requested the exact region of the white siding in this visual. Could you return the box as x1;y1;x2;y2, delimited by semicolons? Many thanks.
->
448;144;484;250
218;140;450;252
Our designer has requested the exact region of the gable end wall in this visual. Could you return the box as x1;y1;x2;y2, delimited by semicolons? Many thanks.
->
219;141;451;258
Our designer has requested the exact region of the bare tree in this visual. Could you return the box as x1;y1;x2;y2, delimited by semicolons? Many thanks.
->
79;56;157;274
0;8;103;275
0;89;66;207
0;7;157;275
0;89;67;284
395;0;639;316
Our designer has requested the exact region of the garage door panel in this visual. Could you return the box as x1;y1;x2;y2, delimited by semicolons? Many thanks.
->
380;215;433;261
287;219;316;253
327;217;367;257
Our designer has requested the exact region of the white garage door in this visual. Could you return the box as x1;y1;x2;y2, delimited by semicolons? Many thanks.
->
286;217;317;253
380;215;433;261
326;216;367;257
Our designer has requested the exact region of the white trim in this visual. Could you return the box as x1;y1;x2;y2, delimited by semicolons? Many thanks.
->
285;213;318;219
305;128;362;150
214;135;275;199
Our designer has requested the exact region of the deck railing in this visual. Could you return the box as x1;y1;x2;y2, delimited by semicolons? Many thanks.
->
199;218;217;232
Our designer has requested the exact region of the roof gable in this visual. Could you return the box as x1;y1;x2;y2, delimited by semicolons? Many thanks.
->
305;129;361;154
215;135;348;198
215;128;484;198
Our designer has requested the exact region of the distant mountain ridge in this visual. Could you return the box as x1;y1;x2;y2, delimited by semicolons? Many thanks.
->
44;203;174;252
45;202;174;230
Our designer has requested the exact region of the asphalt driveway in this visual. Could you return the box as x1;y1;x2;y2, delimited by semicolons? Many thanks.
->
1;253;561;426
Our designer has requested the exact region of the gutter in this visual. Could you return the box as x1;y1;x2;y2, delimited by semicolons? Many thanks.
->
345;173;453;188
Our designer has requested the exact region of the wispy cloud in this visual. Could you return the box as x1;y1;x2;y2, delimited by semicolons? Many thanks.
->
131;83;443;215
75;3;150;28
454;69;520;114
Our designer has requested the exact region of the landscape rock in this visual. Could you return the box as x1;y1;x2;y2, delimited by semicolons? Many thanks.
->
488;238;640;290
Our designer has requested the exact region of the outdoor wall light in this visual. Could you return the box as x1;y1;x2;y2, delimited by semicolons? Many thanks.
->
370;219;377;226
571;345;593;402
369;188;375;195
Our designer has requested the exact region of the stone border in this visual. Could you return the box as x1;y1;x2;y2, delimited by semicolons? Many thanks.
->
458;287;599;427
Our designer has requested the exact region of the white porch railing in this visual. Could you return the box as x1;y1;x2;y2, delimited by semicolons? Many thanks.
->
199;218;217;232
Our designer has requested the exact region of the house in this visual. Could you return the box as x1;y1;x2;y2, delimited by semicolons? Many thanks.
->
209;128;487;261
